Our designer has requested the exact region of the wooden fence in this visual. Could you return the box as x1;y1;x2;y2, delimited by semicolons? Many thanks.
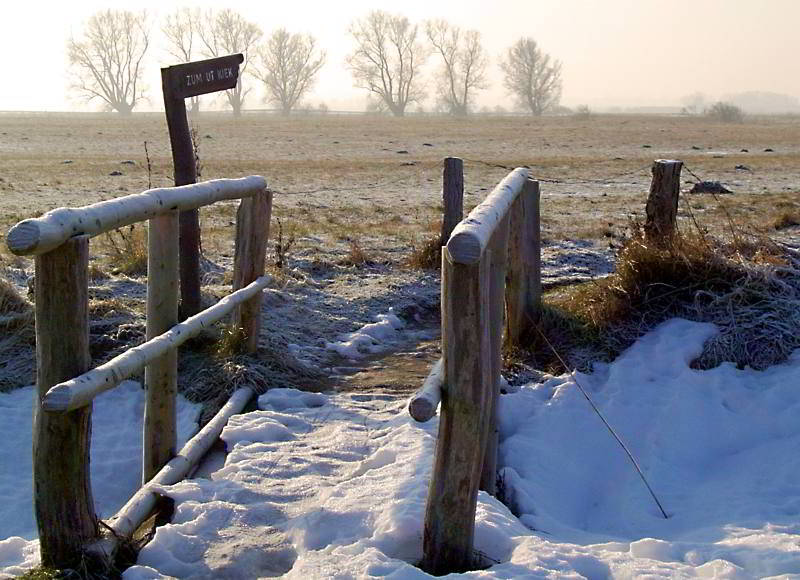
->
412;158;685;574
408;164;542;574
5;176;272;570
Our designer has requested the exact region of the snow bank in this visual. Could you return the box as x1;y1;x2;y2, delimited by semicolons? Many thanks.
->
126;319;800;578
0;381;201;576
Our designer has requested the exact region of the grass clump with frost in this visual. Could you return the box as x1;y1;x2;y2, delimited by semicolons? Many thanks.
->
524;224;800;372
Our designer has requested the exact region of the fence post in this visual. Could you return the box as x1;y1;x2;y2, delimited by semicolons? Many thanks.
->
33;236;97;567
644;160;683;245
440;157;464;246
480;215;510;495
144;211;180;483
506;178;542;345
233;189;273;353
422;247;492;575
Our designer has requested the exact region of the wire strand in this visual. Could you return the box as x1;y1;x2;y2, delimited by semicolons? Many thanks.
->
532;323;670;519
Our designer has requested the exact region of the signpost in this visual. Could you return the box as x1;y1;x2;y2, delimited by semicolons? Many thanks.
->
161;53;244;318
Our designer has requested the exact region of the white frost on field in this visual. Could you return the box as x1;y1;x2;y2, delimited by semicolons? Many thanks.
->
325;309;406;360
123;318;800;578
0;381;201;577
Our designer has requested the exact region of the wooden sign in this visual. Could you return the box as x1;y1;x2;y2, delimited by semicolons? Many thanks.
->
165;54;244;99
161;52;243;319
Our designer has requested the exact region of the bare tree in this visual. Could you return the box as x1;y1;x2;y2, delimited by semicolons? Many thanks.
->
162;7;202;113
347;11;427;117
67;10;150;115
253;29;326;116
197;9;262;116
500;37;562;116
425;20;488;116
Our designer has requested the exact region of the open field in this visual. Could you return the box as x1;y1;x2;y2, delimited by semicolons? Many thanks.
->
1;112;799;254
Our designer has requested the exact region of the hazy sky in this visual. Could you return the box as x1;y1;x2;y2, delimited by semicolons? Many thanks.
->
1;0;798;112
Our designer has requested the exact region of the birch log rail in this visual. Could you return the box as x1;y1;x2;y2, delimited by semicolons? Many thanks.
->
408;358;443;422
6;176;266;256
90;387;255;561
42;275;272;412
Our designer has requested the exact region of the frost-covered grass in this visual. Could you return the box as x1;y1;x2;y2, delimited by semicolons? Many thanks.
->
528;228;800;372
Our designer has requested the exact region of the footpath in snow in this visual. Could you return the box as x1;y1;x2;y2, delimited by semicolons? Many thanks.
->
112;318;800;579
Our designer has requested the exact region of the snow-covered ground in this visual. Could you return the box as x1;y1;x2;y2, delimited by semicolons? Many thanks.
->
4;319;800;578
120;318;800;579
0;381;201;577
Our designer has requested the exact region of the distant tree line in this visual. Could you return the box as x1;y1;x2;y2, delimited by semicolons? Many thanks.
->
67;9;563;117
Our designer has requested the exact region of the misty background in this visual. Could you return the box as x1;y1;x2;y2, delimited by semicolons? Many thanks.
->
2;0;799;114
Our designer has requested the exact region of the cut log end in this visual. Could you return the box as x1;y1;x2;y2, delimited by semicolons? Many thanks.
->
446;231;482;264
6;220;41;254
409;397;437;423
41;386;73;412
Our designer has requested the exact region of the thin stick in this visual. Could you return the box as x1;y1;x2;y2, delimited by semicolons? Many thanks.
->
533;323;670;519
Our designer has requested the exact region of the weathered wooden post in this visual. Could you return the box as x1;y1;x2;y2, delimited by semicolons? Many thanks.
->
422;248;492;575
33;236;97;567
440;157;464;246
480;215;510;495
644;159;683;246
423;167;530;574
143;211;180;482
232;188;273;353
506;178;542;345
161;54;244;318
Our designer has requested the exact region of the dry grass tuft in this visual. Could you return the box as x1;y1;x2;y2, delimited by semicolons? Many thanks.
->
530;224;800;371
338;239;373;267
773;211;800;230
407;236;442;270
101;224;148;277
0;275;35;391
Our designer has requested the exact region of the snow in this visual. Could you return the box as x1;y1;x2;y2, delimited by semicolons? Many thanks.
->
325;309;406;360
0;380;201;577
8;318;800;578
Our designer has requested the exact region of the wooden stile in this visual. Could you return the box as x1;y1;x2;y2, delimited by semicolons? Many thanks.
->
33;236;97;567
440;157;464;246
143;211;180;483
233;189;273;353
422;247;492;575
506;179;542;345
480;215;510;495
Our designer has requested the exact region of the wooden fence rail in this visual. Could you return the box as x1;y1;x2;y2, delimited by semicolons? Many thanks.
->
418;166;542;574
6;176;271;569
